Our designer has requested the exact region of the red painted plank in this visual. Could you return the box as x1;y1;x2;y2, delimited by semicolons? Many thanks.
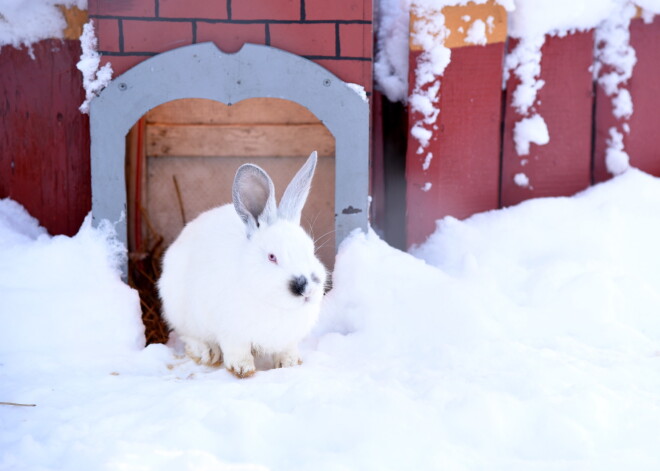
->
0;39;90;236
623;17;660;176
500;31;594;206
406;43;504;247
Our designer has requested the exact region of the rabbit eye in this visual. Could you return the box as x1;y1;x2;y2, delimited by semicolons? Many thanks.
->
268;253;278;264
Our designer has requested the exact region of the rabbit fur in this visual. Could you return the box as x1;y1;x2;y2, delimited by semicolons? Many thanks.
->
158;151;327;378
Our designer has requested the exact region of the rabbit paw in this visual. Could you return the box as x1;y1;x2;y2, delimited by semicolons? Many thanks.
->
182;336;223;367
224;350;256;378
273;349;303;369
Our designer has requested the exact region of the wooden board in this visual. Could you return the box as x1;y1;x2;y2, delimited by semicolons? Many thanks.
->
500;31;594;206
146;123;335;158
625;17;660;176
594;17;660;182
406;43;505;247
146;155;336;269
146;98;322;125
133;97;338;269
0;39;90;236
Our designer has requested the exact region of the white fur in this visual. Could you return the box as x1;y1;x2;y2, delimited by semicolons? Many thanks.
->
158;152;326;377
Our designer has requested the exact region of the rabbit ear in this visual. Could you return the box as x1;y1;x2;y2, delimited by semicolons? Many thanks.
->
278;151;318;224
233;164;277;237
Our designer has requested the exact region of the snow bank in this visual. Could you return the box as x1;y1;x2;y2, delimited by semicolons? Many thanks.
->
4;170;660;469
0;0;87;51
0;203;144;363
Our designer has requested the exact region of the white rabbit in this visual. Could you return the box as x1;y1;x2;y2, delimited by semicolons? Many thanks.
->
158;151;327;378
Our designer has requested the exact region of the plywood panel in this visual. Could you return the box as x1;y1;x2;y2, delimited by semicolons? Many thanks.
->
145;98;322;125
146;155;336;269
406;43;504;247
500;32;594;206
146;123;335;158
0;39;90;236
620;17;660;177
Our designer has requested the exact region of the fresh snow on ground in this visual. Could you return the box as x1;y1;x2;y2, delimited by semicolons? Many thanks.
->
3;169;660;470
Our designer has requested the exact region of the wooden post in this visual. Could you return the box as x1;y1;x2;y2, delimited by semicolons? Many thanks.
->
406;0;507;247
501;32;595;205
594;15;660;182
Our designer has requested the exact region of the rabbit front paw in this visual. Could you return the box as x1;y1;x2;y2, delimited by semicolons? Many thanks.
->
224;349;256;378
182;336;223;366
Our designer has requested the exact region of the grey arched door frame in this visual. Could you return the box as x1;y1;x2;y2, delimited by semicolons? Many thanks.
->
90;42;369;267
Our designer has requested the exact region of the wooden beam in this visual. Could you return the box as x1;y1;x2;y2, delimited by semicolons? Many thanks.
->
146;123;335;158
145;98;322;125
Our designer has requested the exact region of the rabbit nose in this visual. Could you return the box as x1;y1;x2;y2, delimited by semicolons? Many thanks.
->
289;275;308;297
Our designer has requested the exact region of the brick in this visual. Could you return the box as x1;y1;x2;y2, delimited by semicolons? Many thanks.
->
123;20;193;53
101;55;146;76
305;0;371;21
269;23;335;57
160;0;228;19
314;59;372;93
88;0;155;17
231;0;300;21
339;23;372;58
95;18;120;53
197;22;266;53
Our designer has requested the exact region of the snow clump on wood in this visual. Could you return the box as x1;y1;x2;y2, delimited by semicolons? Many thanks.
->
77;20;113;114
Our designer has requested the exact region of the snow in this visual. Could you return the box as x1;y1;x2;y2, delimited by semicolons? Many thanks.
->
77;20;113;114
4;170;660;469
422;152;434;171
513;113;550;156
0;0;86;51
605;127;631;175
346;82;368;102
513;172;530;187
464;19;487;45
373;0;412;102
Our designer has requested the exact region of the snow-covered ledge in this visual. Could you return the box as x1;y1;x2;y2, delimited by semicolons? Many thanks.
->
89;42;369;273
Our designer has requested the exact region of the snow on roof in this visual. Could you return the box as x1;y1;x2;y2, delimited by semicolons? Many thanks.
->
0;0;87;50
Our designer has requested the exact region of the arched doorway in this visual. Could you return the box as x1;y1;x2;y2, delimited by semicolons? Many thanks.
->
90;42;370;276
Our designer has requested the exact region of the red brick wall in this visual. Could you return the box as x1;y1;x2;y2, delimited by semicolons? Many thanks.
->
88;0;373;93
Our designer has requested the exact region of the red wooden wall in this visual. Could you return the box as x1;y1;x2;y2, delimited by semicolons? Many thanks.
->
594;17;660;182
406;13;660;247
0;39;90;236
501;32;594;207
406;43;505;246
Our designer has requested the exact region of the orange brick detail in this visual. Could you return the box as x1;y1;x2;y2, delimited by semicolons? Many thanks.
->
100;55;147;76
88;0;155;17
95;18;120;53
197;23;266;53
269;23;336;56
305;0;371;21
123;20;193;53
339;23;372;58
232;0;300;21
160;0;228;19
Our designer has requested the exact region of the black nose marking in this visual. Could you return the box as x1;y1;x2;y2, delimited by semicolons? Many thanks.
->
289;275;308;296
